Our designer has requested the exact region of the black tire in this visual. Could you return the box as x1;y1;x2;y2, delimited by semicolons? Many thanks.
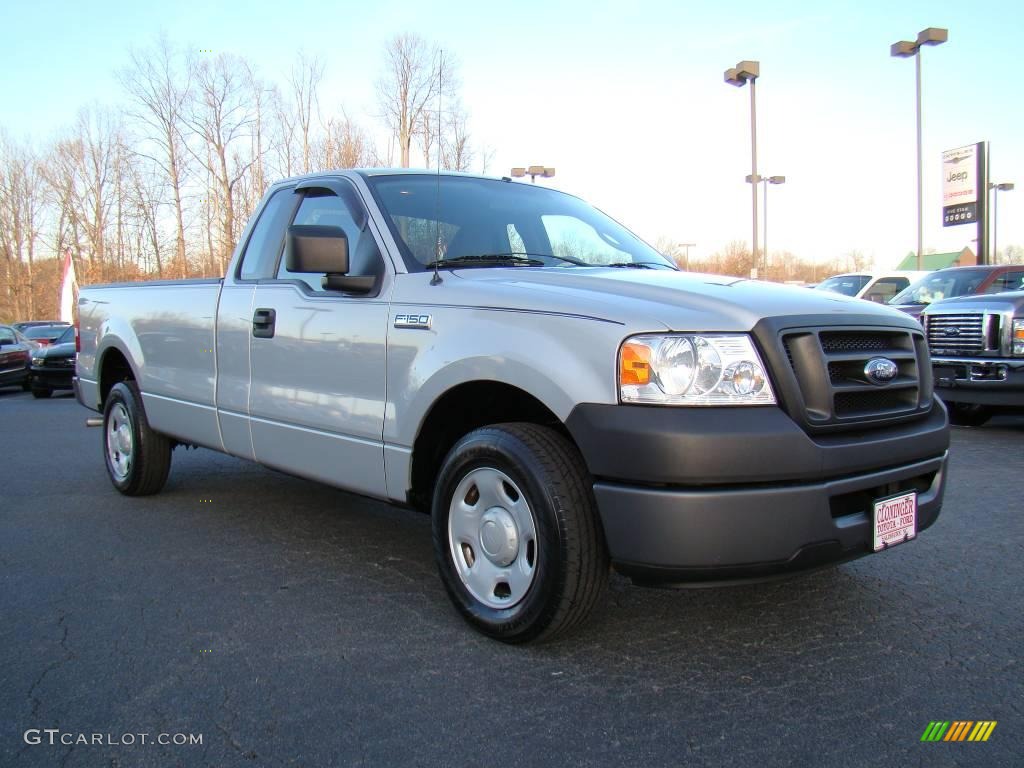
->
432;423;608;643
947;402;992;427
31;386;52;399
103;381;172;495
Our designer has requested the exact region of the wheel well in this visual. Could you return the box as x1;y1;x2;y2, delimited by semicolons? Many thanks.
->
409;381;567;511
99;348;135;405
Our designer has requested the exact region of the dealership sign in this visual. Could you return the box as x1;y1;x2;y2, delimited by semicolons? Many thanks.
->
942;144;979;227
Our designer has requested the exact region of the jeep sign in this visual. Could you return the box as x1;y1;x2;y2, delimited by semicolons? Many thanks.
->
942;144;979;227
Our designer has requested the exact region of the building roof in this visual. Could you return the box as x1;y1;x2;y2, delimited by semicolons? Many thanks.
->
896;247;976;271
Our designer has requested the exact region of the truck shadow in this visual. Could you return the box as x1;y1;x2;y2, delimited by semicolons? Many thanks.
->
156;446;941;683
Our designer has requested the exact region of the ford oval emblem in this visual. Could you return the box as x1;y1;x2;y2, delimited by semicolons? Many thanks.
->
864;357;898;385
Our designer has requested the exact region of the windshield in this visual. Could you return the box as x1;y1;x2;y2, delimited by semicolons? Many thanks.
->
26;325;67;340
813;275;870;297
365;175;676;270
890;269;991;305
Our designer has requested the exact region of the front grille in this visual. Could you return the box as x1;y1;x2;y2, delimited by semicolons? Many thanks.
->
43;357;74;368
778;327;931;431
820;332;894;353
834;389;917;416
925;313;988;356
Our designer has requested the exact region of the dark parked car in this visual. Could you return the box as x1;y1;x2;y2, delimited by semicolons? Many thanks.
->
0;324;33;391
889;264;1024;320
23;324;71;348
30;325;76;398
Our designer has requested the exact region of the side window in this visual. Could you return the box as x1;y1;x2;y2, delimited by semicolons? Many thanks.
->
0;328;16;345
238;188;295;280
863;277;908;303
985;271;1024;294
278;187;384;292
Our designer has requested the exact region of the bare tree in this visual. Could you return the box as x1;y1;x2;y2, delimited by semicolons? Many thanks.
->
41;108;125;282
0;134;45;317
186;53;257;269
317;111;374;169
442;103;472;171
270;84;299;178
290;52;324;173
244;60;274;211
377;34;452;168
119;35;191;277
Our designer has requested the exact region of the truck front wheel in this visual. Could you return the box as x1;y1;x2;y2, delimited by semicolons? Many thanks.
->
432;423;608;643
103;381;172;495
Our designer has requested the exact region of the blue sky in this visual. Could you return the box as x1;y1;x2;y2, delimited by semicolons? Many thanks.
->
1;0;1021;268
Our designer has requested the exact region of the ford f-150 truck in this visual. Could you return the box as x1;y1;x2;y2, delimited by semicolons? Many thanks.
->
75;170;950;643
922;290;1024;425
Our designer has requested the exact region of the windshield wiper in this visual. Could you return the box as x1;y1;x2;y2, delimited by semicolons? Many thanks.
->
605;261;675;270
424;252;587;269
424;254;545;269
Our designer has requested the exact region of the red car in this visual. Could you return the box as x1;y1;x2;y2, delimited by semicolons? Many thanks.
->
0;324;33;391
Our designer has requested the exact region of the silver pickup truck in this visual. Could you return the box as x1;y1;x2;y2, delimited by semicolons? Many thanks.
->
75;170;950;642
923;289;1024;425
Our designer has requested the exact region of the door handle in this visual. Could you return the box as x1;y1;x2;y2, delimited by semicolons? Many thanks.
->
252;308;276;338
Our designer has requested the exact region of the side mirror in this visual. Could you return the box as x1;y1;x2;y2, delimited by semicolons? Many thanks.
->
285;225;375;293
287;224;350;274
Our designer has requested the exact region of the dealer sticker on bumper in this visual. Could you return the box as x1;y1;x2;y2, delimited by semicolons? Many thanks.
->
873;491;917;552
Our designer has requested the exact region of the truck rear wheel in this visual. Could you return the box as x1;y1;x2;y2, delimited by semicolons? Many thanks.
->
432;423;608;643
947;402;992;427
103;381;172;495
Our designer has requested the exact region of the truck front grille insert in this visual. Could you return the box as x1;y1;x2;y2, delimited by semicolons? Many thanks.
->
778;327;931;431
925;312;987;356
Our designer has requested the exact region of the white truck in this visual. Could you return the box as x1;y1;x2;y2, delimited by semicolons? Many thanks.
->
75;170;950;642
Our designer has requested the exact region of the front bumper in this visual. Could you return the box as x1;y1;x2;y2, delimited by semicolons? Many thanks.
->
932;357;1024;408
30;365;75;390
566;403;949;584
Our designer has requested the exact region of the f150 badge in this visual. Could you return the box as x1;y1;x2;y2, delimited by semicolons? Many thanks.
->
394;314;432;329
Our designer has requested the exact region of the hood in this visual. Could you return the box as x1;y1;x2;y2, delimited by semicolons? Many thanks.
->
35;341;76;358
449;267;920;332
923;290;1024;314
890;302;925;320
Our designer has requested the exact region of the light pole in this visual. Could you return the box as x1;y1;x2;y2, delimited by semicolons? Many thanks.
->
678;242;696;270
511;166;555;184
748;174;785;276
891;27;948;271
989;182;1015;260
725;60;760;277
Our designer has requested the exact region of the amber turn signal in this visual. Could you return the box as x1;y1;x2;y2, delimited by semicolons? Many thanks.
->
620;342;651;386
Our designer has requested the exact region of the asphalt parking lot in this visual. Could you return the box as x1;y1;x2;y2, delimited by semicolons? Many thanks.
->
1;390;1021;767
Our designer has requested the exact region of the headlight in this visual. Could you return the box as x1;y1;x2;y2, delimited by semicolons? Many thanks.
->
619;334;776;405
1013;319;1024;356
31;357;44;365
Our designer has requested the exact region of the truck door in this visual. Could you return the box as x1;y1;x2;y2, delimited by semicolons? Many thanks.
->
216;185;298;459
248;180;390;498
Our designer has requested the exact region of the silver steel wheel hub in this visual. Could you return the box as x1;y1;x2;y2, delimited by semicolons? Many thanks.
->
106;402;133;481
479;507;519;567
448;467;538;609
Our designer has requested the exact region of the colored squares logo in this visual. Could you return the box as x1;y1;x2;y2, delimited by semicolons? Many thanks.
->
921;721;997;742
